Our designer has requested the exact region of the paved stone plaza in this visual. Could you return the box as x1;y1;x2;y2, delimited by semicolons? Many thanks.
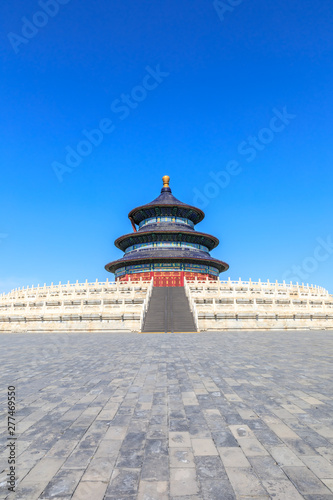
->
1;331;333;500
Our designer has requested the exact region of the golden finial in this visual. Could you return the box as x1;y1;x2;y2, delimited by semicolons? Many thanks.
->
162;175;170;188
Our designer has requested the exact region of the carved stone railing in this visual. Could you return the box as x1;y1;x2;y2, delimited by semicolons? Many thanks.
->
139;278;154;332
184;278;199;332
0;279;154;332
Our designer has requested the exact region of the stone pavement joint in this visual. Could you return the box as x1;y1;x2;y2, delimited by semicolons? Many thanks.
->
1;330;333;499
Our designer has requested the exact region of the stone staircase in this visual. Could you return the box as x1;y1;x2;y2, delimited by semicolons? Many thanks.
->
142;287;197;333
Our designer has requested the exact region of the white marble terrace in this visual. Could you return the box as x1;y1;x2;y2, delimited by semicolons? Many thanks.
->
0;279;153;333
0;277;332;332
185;277;333;331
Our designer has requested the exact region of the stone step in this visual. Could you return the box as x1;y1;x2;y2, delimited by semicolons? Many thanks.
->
142;287;197;333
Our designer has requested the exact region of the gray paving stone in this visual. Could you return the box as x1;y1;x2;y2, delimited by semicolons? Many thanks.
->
283;466;332;495
302;496;333;500
169;419;190;432
64;448;95;469
40;469;83;498
141;440;169;481
199;479;236;500
194;456;227;480
284;438;318;456
145;438;168;457
211;430;239;447
1;330;333;499
141;455;169;481
106;468;140;496
170;497;201;500
116;449;145;468
105;495;136;500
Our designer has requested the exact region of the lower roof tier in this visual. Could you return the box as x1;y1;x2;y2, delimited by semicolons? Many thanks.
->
114;262;221;279
105;248;229;275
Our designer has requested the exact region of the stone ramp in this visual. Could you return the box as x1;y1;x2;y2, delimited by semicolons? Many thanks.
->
142;287;197;332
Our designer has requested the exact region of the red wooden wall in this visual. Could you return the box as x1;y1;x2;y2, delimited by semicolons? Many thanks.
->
117;271;217;286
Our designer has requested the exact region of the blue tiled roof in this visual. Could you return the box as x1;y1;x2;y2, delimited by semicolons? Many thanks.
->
114;230;219;252
128;185;205;225
146;187;188;206
105;247;228;273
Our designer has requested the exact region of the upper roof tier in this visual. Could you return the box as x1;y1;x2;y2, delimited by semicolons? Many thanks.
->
128;175;205;226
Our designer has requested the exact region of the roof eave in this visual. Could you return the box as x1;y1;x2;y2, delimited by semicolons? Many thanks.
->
105;256;229;274
128;203;205;224
114;230;220;251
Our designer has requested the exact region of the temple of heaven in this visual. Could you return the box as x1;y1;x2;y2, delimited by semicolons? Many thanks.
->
105;175;229;286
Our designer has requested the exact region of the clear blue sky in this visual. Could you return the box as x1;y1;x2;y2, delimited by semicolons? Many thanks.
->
1;0;333;294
